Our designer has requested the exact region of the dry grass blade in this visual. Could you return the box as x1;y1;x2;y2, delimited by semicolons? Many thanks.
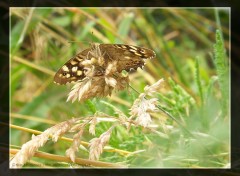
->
10;149;126;168
10;119;78;168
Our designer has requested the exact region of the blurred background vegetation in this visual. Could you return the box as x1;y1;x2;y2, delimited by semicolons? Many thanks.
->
10;8;230;168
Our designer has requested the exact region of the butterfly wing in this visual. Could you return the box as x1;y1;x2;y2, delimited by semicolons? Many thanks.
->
53;48;91;85
54;44;156;85
100;44;156;72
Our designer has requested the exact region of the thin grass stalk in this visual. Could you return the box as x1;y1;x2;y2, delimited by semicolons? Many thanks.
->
195;57;204;106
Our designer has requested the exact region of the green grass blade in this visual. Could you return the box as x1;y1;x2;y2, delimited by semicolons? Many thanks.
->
213;29;229;117
115;13;134;43
194;57;204;105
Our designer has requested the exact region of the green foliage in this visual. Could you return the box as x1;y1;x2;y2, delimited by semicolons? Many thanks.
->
10;8;230;168
195;57;204;105
85;100;97;114
115;13;134;43
158;78;195;120
11;20;24;53
213;29;229;117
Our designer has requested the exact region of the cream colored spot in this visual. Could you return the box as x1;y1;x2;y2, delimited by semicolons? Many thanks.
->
91;57;97;64
124;56;131;59
76;55;83;61
59;74;63;77
129;45;137;50
129;49;137;52
114;45;122;49
77;70;82;76
71;60;78;65
82;60;91;66
62;65;69;72
121;45;127;49
72;66;78;72
66;73;70;78
134;52;142;56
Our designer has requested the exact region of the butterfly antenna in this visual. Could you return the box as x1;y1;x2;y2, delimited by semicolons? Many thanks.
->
90;31;94;44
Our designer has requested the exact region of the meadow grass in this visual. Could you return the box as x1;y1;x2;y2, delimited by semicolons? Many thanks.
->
10;8;230;168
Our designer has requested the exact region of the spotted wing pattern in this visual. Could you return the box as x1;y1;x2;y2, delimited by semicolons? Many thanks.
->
54;43;155;85
100;44;155;72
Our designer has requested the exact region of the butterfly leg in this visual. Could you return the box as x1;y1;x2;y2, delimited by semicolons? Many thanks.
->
87;51;92;60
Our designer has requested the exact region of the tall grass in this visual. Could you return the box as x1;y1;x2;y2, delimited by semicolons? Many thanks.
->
10;8;230;168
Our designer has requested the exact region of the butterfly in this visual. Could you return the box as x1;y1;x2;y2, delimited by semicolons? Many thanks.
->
54;43;156;85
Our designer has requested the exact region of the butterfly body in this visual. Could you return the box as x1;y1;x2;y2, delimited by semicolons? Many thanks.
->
54;43;155;85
